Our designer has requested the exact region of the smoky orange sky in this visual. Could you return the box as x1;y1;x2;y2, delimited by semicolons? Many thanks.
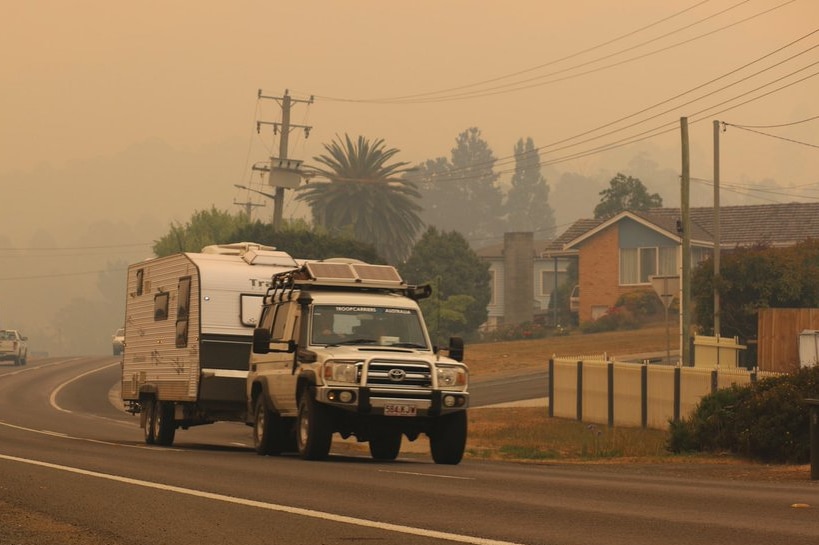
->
5;1;817;185
2;0;819;352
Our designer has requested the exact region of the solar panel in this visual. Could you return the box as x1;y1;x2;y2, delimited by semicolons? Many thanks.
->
352;263;403;283
303;261;405;287
305;262;358;282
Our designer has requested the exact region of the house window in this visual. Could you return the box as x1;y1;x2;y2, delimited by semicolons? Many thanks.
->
639;247;657;283
540;271;567;296
620;246;674;285
659;246;677;275
489;270;496;306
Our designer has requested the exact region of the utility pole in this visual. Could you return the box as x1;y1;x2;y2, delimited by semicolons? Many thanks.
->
680;117;691;366
233;198;264;220
255;89;313;229
713;120;721;339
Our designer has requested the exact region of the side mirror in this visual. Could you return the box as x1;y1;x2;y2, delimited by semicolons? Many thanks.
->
448;336;464;362
252;328;271;354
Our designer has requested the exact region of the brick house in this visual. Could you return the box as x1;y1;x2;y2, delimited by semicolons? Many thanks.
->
562;202;819;323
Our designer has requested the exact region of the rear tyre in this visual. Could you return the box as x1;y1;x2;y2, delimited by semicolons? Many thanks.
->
153;400;176;446
297;389;332;460
143;399;156;445
369;431;402;461
430;411;467;465
254;396;277;455
254;398;296;456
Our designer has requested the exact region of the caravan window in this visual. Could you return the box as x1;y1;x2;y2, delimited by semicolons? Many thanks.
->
154;292;169;321
175;319;189;348
177;277;191;318
136;269;144;296
175;277;191;347
240;294;265;326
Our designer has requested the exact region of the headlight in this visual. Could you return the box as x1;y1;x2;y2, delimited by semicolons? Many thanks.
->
323;361;361;383
437;366;467;388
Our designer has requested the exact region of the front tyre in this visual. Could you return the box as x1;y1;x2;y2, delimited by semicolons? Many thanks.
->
369;431;402;461
297;389;332;461
430;411;467;465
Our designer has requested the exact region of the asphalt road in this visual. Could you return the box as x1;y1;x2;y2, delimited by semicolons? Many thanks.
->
2;357;819;545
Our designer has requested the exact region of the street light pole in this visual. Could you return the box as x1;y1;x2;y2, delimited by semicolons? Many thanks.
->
234;184;276;221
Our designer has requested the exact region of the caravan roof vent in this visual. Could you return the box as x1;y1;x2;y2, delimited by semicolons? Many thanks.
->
241;248;298;267
201;242;277;256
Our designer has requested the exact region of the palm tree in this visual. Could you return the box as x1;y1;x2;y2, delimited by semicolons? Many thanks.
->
297;134;423;264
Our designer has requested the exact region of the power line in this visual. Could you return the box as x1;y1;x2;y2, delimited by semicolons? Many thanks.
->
0;242;153;251
725;113;819;128
314;0;796;104
0;268;129;282
723;123;819;149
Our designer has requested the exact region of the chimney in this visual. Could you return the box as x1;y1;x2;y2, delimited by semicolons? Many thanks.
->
503;232;534;326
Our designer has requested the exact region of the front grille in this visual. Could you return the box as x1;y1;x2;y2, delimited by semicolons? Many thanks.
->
366;359;431;388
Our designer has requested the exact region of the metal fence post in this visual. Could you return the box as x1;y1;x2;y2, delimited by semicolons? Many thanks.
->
807;399;819;480
607;361;614;428
548;358;554;418
576;360;583;422
641;362;648;429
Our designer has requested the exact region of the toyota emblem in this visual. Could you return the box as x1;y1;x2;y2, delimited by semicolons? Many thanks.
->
388;368;406;382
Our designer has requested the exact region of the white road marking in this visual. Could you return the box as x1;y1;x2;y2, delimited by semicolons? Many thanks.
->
0;358;81;378
379;469;475;480
0;453;526;545
0;420;181;451
50;361;120;413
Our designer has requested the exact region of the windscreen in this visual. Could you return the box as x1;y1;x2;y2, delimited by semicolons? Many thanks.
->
311;305;428;348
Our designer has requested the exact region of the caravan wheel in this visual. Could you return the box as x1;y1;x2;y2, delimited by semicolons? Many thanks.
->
153;401;176;446
142;400;156;445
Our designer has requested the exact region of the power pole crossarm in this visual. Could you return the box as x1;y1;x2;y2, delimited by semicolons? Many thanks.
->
256;89;314;229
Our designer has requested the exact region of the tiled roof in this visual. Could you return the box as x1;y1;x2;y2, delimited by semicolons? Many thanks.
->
478;202;819;257
639;202;819;247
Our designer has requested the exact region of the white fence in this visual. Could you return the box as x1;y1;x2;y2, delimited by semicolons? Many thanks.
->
549;355;779;430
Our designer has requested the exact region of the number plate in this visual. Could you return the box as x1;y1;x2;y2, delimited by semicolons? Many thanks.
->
384;404;417;417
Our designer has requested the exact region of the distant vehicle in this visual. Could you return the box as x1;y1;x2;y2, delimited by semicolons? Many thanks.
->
112;327;125;356
0;329;28;366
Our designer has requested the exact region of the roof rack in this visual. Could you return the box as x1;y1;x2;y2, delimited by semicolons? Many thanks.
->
265;260;431;301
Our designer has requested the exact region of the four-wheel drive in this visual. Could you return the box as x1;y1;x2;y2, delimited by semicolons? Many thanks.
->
0;329;28;366
247;260;469;465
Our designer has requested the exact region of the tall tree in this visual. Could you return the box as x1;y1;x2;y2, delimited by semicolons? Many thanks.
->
593;173;663;219
296;134;423;264
232;220;382;263
413;128;504;246
399;227;491;343
692;240;819;339
153;207;249;257
505;137;555;237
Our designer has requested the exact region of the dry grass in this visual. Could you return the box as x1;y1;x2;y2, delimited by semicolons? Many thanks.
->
467;406;669;461
459;325;811;479
465;323;674;378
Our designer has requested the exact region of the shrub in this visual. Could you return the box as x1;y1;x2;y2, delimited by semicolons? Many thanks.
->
579;306;640;333
615;289;667;319
667;366;819;463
